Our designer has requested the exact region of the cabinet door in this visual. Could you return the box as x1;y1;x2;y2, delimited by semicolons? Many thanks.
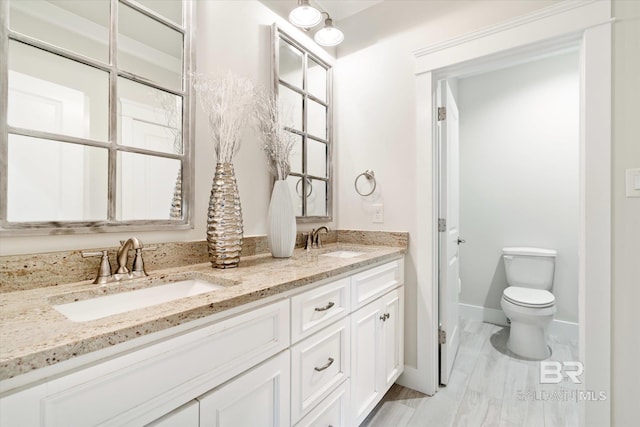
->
198;351;291;427
146;400;199;427
350;299;383;426
380;287;404;389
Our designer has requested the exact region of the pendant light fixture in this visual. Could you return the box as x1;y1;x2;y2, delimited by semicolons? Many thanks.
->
288;1;344;47
288;0;322;29
313;14;344;46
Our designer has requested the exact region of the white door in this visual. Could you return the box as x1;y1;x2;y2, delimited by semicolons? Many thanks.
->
350;300;382;426
381;287;404;389
438;80;461;385
198;351;291;427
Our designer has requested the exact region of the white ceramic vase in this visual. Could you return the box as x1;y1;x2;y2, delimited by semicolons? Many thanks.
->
267;180;296;258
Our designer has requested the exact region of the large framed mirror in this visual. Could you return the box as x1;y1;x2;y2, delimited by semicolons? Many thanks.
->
0;0;194;234
273;25;332;222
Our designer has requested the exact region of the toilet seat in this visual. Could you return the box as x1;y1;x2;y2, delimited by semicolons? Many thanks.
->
503;286;555;308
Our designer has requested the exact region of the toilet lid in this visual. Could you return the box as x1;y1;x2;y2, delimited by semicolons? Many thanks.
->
503;287;555;308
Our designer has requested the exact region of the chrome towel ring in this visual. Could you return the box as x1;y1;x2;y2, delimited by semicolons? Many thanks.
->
355;169;376;196
295;177;313;198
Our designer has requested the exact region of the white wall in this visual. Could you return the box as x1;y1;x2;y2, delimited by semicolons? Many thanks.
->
457;52;580;323
612;1;640;426
0;0;334;256
333;0;560;378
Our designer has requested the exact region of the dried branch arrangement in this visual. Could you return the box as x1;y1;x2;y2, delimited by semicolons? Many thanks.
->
253;87;297;181
192;71;255;163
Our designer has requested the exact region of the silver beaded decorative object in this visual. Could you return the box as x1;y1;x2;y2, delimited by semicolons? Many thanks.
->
169;171;182;219
207;163;243;268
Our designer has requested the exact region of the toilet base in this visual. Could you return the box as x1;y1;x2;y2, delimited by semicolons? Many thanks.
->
507;321;551;360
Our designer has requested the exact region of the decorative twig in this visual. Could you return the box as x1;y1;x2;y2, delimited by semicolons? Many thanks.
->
192;70;255;163
253;87;297;181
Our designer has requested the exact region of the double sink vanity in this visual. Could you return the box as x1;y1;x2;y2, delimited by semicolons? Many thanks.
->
0;234;406;427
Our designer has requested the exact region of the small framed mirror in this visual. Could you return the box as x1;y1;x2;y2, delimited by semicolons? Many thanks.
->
273;25;332;222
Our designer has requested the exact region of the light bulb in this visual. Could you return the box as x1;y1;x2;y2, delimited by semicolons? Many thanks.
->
289;0;322;29
314;18;344;46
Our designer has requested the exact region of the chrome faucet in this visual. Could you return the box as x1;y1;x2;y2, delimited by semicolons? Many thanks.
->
82;237;154;284
308;226;329;249
115;237;149;280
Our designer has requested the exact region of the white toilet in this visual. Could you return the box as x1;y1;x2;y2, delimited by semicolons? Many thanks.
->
500;247;557;360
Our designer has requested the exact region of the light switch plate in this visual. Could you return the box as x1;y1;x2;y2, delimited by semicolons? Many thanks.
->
373;203;384;223
625;168;640;197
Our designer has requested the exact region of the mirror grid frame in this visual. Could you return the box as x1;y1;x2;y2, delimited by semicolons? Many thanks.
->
0;0;195;235
272;25;333;223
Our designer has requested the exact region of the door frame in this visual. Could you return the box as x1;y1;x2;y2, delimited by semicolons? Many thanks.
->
411;1;612;425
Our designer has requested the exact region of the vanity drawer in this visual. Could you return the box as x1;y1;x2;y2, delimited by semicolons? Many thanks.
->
351;258;404;310
291;277;350;344
291;318;350;423
294;379;350;427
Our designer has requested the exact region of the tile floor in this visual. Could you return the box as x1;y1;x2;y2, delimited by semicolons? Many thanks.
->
362;319;581;427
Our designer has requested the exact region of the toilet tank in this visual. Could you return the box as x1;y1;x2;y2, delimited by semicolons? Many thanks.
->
502;247;556;290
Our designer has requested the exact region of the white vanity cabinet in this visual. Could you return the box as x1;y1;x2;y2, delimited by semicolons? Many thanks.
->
0;299;290;427
291;258;404;427
350;265;405;427
0;255;404;427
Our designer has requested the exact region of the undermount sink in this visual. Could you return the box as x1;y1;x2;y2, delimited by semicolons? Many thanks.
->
320;250;365;259
52;279;225;322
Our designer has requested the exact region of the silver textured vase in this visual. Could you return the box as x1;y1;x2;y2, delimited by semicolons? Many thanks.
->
207;163;243;268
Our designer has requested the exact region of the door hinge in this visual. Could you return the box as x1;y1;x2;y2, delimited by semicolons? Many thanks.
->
439;328;447;345
438;107;446;121
438;218;446;232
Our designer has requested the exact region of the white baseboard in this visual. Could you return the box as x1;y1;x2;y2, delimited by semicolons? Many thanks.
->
459;303;579;342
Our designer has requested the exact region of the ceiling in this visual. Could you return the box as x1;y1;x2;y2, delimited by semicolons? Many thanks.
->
259;0;384;23
314;0;384;21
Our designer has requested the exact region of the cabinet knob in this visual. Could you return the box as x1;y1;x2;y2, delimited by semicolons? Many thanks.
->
314;301;335;312
314;357;335;372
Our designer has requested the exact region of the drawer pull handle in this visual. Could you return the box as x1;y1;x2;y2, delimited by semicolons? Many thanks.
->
314;301;335;312
314;357;335;372
380;313;390;322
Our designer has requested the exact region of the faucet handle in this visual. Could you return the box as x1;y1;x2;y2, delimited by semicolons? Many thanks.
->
82;250;112;285
304;232;313;250
131;245;156;276
82;250;105;258
131;248;147;276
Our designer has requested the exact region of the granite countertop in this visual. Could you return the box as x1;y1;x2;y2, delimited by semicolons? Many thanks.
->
0;243;405;381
